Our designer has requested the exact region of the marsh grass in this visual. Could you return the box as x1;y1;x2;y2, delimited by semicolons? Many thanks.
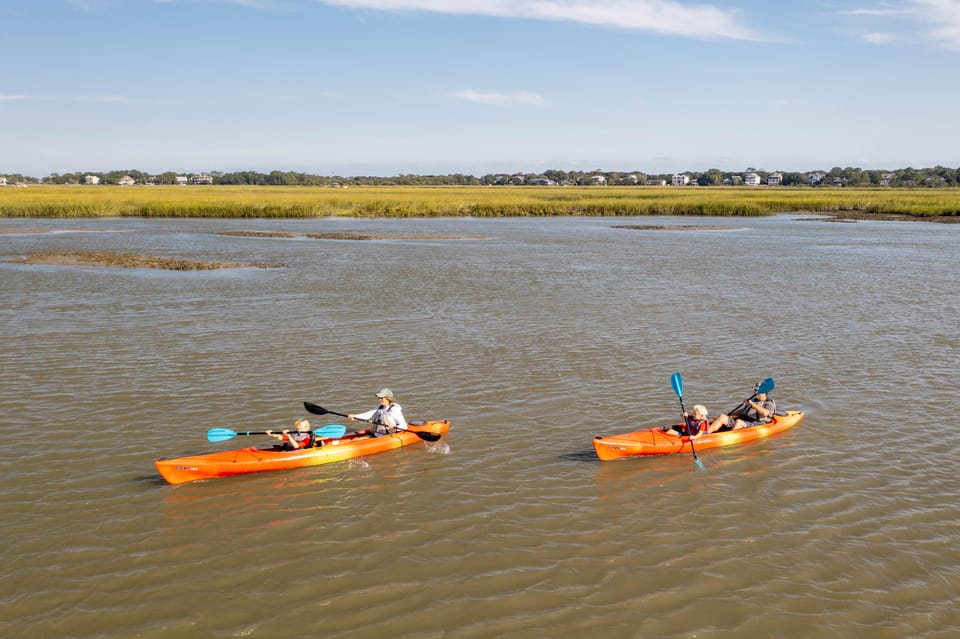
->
1;185;959;218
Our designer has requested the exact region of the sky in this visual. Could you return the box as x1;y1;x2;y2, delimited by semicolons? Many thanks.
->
1;0;959;177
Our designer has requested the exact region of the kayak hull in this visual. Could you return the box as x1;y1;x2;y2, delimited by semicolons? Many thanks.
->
155;420;450;485
593;411;803;462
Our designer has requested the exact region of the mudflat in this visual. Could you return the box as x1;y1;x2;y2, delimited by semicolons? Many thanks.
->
5;251;285;270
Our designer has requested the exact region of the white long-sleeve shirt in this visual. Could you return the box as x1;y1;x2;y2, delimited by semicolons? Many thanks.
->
355;403;408;431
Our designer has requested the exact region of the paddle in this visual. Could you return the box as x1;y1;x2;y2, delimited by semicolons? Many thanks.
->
671;372;704;468
726;377;775;416
207;423;347;444
303;401;442;442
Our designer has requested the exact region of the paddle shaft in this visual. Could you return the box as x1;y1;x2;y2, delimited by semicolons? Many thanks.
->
207;424;347;443
670;373;702;466
678;396;702;462
303;402;442;442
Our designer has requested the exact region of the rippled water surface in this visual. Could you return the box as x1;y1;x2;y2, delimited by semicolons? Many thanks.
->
2;215;959;638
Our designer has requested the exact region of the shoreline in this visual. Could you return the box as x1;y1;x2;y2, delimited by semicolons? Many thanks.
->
3;185;960;220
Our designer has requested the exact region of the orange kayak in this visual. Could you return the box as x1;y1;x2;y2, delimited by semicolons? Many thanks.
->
593;410;803;461
155;420;450;485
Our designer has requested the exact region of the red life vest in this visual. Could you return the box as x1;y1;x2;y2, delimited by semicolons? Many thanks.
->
285;432;312;448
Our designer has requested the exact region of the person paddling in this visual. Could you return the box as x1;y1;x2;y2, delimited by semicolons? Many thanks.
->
265;418;313;450
348;388;408;437
708;382;776;433
663;404;709;438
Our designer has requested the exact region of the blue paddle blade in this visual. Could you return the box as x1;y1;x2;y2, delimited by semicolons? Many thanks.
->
206;424;346;443
757;377;775;395
313;424;347;438
207;428;239;443
671;372;683;398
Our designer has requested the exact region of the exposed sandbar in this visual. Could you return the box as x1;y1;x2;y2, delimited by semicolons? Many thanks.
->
5;251;285;270
613;224;735;231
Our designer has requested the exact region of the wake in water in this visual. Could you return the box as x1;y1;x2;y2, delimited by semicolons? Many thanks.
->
347;458;371;471
425;441;450;455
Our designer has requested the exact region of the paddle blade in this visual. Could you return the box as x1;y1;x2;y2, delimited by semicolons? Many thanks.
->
207;428;238;443
757;377;775;395
671;372;683;398
412;430;442;442
313;424;347;439
303;402;329;416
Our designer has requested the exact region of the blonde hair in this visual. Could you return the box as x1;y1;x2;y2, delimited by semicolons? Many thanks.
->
294;418;311;430
692;405;708;419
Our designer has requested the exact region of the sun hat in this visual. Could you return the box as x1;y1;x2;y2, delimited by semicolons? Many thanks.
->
375;388;394;399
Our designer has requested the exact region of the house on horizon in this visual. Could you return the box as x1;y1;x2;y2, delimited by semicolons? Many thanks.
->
767;172;783;186
527;177;557;186
0;177;7;186
84;175;100;185
744;172;761;186
191;174;214;185
671;173;689;186
118;175;135;186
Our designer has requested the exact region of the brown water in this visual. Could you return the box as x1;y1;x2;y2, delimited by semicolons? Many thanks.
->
1;215;958;638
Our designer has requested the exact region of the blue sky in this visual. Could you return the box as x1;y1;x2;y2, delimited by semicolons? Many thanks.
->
2;0;958;177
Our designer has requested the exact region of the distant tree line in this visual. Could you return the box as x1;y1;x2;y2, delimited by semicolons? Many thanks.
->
4;166;960;187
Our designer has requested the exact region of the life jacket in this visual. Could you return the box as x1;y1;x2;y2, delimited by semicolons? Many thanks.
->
682;418;709;437
285;432;312;449
744;398;776;424
370;404;403;435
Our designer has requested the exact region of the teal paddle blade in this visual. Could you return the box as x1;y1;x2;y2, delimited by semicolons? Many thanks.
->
313;424;347;438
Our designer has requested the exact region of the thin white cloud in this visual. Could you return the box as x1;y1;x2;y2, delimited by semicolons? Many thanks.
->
836;7;911;16
68;0;289;9
320;0;765;41
0;93;155;105
916;0;960;50
841;0;960;52
73;95;148;104
862;31;897;44
451;89;544;107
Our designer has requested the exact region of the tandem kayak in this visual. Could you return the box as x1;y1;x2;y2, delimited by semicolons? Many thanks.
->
155;420;450;485
592;410;803;462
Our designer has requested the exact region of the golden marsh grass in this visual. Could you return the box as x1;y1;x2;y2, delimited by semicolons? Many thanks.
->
1;185;959;219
